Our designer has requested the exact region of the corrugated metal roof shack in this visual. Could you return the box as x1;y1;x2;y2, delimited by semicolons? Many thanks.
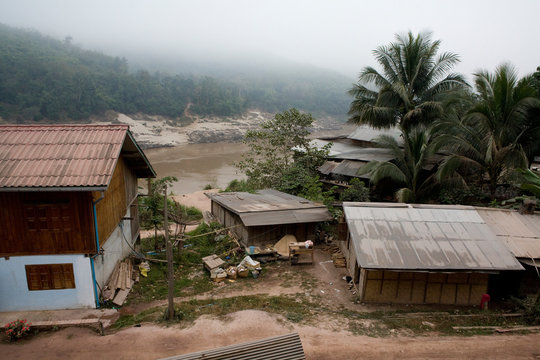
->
207;190;333;247
478;207;540;296
340;203;524;305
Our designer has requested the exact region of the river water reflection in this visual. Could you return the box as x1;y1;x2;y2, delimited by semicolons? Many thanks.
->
143;142;248;194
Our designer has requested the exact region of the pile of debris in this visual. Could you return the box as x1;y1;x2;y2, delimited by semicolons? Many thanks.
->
343;275;357;295
323;244;346;268
203;254;262;282
103;258;140;306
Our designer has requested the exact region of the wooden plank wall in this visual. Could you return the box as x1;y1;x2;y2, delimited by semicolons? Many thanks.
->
211;202;246;242
211;202;318;247
123;162;140;241
0;192;95;256
94;157;127;245
361;270;488;305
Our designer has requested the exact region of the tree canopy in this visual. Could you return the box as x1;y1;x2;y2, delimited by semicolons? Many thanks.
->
359;125;439;203
348;31;467;130
235;108;329;191
436;63;539;198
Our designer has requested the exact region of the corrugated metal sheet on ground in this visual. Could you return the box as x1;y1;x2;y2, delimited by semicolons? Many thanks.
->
343;203;524;271
477;208;540;259
0;124;155;189
159;332;305;360
347;125;403;145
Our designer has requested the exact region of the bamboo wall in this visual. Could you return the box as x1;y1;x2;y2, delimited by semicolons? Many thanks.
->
360;269;488;305
0;192;95;256
94;157;127;246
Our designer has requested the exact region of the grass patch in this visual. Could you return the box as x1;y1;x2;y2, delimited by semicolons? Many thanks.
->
171;294;317;324
127;223;243;305
111;307;163;330
341;309;531;337
113;294;318;331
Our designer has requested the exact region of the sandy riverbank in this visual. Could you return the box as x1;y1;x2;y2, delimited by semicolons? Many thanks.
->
94;110;350;148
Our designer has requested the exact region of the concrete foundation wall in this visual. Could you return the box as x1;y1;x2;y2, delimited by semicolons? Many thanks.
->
0;254;95;311
93;208;134;290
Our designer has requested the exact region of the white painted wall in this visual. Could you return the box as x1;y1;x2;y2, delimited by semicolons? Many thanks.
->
93;208;135;289
0;254;95;311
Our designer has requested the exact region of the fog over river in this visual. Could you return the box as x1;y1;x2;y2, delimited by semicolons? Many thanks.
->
144;142;248;195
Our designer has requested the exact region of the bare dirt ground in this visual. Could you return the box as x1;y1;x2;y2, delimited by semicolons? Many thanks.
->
2;249;539;359
2;193;539;359
1;311;539;359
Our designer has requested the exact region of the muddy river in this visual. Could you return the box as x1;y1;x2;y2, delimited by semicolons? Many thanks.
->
143;142;248;194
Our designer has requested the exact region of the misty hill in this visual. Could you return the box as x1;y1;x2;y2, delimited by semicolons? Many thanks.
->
0;24;353;122
126;52;354;118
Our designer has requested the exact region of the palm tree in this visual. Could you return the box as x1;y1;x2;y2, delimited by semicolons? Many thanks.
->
358;125;439;203
348;31;467;130
436;63;539;199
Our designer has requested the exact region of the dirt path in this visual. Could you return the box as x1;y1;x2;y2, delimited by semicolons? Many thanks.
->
1;311;538;359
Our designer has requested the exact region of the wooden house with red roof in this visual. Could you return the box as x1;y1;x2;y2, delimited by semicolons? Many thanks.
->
0;124;155;311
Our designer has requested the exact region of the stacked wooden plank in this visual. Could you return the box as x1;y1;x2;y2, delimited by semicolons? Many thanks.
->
327;246;346;268
103;258;138;306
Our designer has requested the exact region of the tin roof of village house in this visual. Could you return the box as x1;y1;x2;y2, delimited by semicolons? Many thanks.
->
0;124;155;191
476;207;540;261
343;202;524;271
207;189;333;226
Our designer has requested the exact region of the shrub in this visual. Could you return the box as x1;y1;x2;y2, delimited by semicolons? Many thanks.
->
4;319;31;341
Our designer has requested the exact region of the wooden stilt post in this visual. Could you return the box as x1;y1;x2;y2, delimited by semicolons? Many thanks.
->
164;184;174;320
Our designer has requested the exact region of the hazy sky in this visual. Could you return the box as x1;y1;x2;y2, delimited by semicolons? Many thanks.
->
1;0;539;79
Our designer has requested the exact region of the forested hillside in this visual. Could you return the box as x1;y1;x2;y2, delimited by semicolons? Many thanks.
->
0;24;352;122
0;24;247;121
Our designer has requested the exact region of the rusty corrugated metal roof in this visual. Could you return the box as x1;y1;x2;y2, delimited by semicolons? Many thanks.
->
310;139;395;161
344;202;524;271
319;160;371;179
332;160;366;177
347;125;403;145
159;332;305;360
318;161;339;175
208;189;332;226
476;208;540;259
0;124;155;190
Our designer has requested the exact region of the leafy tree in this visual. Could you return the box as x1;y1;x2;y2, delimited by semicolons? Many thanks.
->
139;176;178;250
235;108;330;190
436;64;539;198
348;31;467;130
223;179;254;193
359;125;439;203
340;178;370;202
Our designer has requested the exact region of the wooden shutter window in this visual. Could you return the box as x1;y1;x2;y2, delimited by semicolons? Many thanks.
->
25;264;75;291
